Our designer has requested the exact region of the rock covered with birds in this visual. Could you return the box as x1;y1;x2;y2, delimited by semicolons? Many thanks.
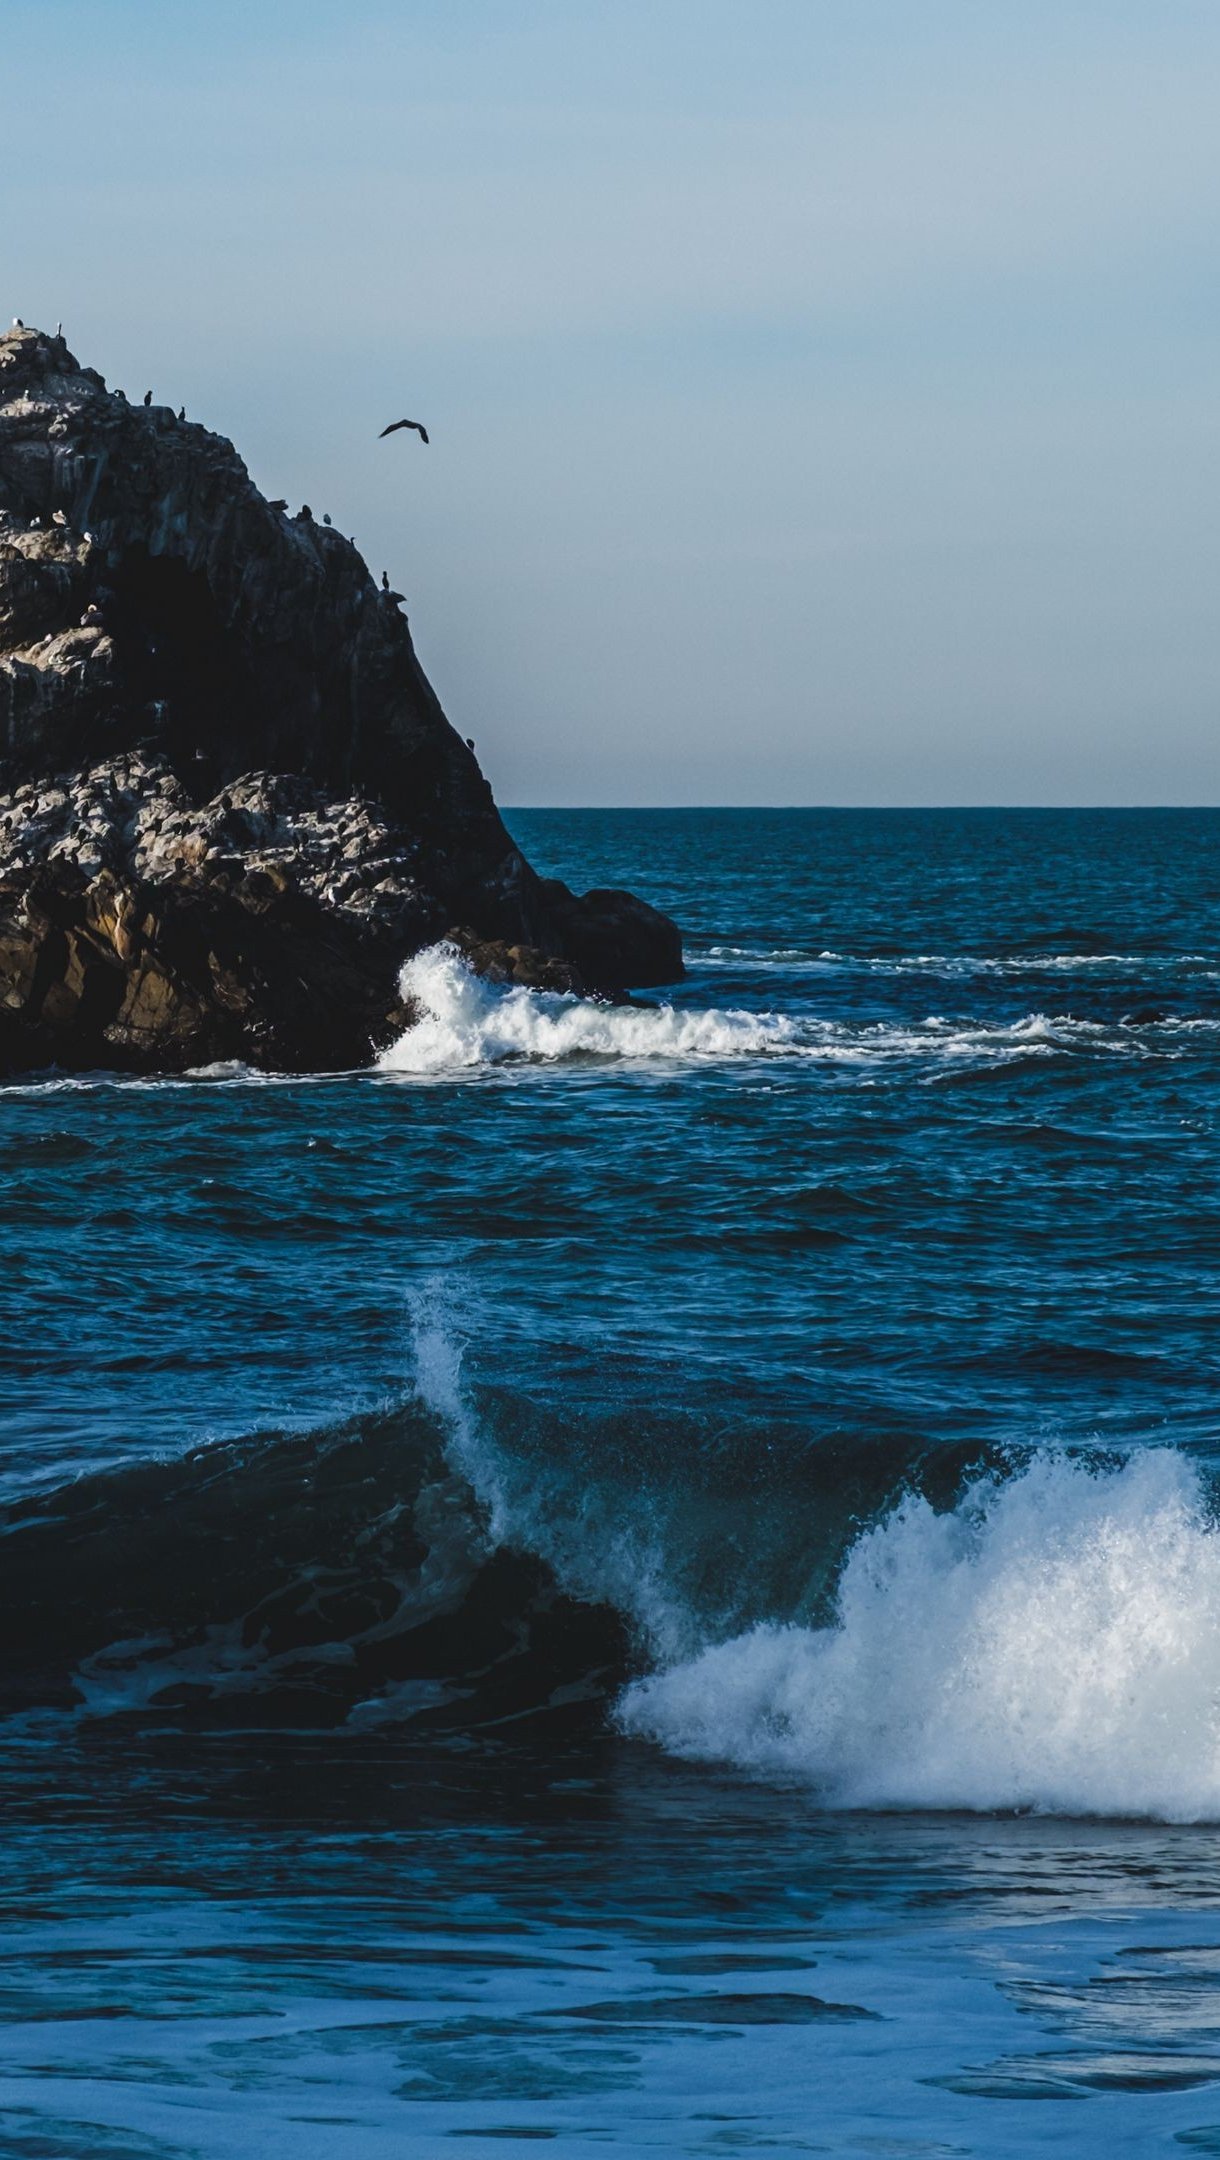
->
0;325;681;1072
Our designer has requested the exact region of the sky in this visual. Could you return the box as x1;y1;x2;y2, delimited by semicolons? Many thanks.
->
4;1;1220;804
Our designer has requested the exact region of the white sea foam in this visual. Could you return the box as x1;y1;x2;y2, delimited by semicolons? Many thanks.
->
377;943;1211;1075
407;1292;1220;1820
618;1451;1220;1822
697;944;1213;978
378;942;799;1071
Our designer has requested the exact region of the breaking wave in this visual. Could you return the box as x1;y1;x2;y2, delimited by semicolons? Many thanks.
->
377;943;1215;1075
0;1389;630;1734
7;1294;1220;1821
379;943;799;1070
620;1450;1220;1822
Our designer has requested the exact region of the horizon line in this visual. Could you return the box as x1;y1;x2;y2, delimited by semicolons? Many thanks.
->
501;801;1220;813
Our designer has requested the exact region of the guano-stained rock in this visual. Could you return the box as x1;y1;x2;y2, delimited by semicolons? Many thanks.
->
0;326;683;1072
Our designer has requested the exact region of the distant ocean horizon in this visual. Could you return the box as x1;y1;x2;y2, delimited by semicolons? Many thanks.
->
502;798;1220;807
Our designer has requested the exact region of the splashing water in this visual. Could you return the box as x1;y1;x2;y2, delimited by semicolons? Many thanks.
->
619;1451;1220;1821
377;943;1214;1075
408;1284;691;1660
409;1296;1220;1821
380;944;804;1070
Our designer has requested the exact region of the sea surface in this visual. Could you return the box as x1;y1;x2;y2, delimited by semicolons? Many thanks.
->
4;806;1220;2157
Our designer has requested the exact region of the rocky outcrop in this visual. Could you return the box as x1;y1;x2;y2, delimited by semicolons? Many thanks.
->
0;326;682;1072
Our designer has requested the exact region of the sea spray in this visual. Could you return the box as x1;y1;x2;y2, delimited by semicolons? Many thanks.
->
377;943;1212;1075
407;1281;512;1549
408;1284;688;1661
7;1287;1220;1818
619;1450;1220;1821
379;942;797;1071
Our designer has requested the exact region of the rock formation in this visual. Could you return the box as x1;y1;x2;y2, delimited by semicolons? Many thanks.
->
0;326;681;1073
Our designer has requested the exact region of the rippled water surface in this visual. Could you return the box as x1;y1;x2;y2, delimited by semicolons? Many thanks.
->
4;807;1220;2156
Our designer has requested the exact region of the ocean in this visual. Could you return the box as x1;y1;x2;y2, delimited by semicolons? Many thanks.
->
4;806;1220;2156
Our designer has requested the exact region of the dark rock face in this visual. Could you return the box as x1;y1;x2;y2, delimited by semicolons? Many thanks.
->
0;326;682;1071
0;857;412;1077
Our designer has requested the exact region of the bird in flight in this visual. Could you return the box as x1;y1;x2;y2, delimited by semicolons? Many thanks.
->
379;418;429;444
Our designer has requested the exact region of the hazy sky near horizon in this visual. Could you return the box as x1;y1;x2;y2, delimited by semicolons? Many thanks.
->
5;1;1220;803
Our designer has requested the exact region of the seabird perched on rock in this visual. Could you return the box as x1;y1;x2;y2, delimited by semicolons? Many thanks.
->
178;406;185;421
143;391;152;406
381;571;389;591
323;513;332;526
11;318;23;329
379;418;429;444
269;499;288;513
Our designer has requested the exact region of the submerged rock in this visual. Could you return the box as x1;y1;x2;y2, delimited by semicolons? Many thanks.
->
0;326;682;1072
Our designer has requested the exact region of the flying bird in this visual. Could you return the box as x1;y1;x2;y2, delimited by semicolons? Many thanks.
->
379;418;429;445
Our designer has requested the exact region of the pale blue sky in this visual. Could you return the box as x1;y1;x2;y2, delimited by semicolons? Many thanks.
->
5;2;1220;802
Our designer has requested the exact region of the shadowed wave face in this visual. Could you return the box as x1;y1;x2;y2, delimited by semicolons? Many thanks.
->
7;1323;1220;1823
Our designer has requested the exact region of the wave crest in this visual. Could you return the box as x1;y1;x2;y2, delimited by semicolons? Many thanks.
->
378;944;795;1071
12;1276;1220;1825
376;945;1218;1075
619;1451;1220;1821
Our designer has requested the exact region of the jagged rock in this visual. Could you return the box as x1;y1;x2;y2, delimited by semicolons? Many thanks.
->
0;327;682;1072
441;927;592;998
0;856;422;1074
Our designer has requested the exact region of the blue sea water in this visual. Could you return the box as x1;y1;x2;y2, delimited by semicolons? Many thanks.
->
4;807;1220;2154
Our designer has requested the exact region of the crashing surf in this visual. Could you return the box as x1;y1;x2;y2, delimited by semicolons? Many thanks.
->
376;943;1215;1076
